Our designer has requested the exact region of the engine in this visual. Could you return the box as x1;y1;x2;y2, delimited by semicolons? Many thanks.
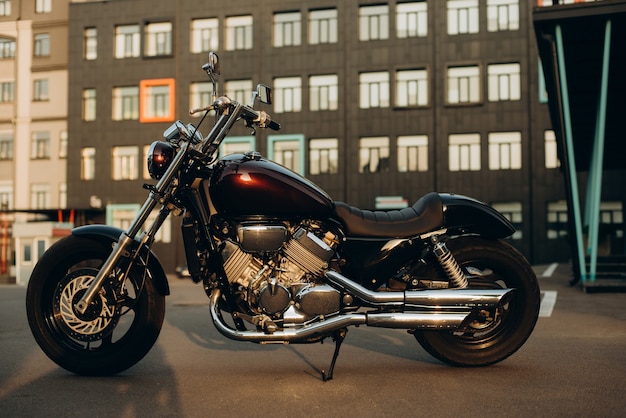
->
219;222;341;323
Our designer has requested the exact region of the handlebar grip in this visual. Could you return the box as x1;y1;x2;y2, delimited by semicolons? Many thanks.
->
266;117;281;131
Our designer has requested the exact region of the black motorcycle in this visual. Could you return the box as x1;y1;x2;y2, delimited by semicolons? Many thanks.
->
26;53;539;380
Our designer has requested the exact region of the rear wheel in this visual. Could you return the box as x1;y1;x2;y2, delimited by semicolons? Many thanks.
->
413;236;539;366
26;235;165;375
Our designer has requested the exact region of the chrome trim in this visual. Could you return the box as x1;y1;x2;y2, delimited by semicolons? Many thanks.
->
325;270;513;308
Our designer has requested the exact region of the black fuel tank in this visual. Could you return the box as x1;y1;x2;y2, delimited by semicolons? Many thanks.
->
210;152;334;218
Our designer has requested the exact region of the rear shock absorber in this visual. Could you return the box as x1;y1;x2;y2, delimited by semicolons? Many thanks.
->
431;236;468;288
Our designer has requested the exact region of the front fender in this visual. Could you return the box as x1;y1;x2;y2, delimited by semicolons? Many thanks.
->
440;193;515;239
72;225;170;296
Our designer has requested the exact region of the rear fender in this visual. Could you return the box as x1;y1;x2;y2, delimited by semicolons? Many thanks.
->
72;225;170;296
440;193;515;239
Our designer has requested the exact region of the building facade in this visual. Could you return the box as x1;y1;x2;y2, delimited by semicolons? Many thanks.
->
0;0;71;282
56;0;623;272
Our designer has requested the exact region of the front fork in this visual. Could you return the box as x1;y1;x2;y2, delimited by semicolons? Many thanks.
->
74;197;171;315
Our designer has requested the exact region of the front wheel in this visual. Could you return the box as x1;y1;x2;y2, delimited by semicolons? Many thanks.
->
26;235;166;375
413;236;540;366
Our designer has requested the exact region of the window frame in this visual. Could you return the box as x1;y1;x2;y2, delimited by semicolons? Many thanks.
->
308;8;338;45
359;136;390;173
112;86;139;121
139;78;176;123
447;65;481;104
144;21;173;57
273;11;302;48
309;138;339;175
359;71;390;109
448;133;481;171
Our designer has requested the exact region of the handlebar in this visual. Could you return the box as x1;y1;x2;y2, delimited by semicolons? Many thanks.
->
189;98;281;132
240;105;281;131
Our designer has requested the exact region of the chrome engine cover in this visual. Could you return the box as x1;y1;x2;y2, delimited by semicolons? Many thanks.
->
220;224;339;321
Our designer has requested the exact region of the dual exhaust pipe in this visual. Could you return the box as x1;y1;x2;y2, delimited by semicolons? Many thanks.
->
209;270;514;343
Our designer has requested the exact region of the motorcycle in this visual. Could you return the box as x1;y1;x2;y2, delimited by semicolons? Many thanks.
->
26;53;540;381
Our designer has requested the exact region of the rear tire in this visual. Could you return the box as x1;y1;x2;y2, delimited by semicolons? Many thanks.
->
26;235;166;375
413;236;539;366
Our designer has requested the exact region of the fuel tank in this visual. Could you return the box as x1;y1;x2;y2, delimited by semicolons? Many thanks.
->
210;152;334;218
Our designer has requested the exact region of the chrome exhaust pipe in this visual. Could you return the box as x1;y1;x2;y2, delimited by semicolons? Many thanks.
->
325;270;514;308
209;290;471;343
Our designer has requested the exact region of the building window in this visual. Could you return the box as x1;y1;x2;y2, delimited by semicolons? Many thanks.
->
360;72;390;109
274;12;301;47
115;25;140;58
492;202;523;239
273;77;301;113
447;66;480;104
190;81;213;115
31;131;50;159
309;75;338;111
220;136;256;156
0;133;12;160
112;86;139;121
488;131;522;170
449;133;480;171
0;182;12;209
35;0;51;14
397;2;428;38
487;0;519;32
145;22;172;57
225;79;253;105
33;79;48;101
398;135;428;172
81;147;95;180
0;1;11;17
359;4;389;41
309;138;338;175
84;27;97;60
140;78;175;123
191;18;218;53
396;69;428;107
59;131;67;159
544;130;560;169
488;63;521;101
34;33;50;57
225;15;253;51
0;38;15;59
82;88;96;121
268;135;305;175
447;0;479;35
31;183;50;209
0;81;14;102
309;8;338;44
112;146;139;180
59;183;67;208
359;137;390;173
547;201;568;239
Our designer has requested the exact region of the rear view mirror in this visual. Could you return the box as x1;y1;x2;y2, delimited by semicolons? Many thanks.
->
204;52;220;76
256;84;272;105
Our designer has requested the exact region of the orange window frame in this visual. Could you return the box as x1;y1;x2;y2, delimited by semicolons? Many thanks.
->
139;78;176;123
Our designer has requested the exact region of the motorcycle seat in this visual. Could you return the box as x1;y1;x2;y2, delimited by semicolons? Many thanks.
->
333;192;444;238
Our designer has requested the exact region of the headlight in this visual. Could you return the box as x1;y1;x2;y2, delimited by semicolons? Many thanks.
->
147;141;175;180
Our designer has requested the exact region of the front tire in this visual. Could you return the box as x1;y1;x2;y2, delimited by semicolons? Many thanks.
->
413;236;540;366
26;235;166;375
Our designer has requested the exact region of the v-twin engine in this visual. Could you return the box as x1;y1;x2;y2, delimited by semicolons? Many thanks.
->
220;223;341;322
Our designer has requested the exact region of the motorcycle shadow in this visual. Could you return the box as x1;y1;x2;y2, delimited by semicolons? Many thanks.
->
163;298;442;369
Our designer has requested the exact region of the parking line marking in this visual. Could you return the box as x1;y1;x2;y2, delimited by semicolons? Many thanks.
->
539;290;557;317
542;262;558;277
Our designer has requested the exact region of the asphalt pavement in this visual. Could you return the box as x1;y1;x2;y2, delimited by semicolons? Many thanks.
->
1;263;625;417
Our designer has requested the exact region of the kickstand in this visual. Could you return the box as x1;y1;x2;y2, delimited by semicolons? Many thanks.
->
321;328;347;382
